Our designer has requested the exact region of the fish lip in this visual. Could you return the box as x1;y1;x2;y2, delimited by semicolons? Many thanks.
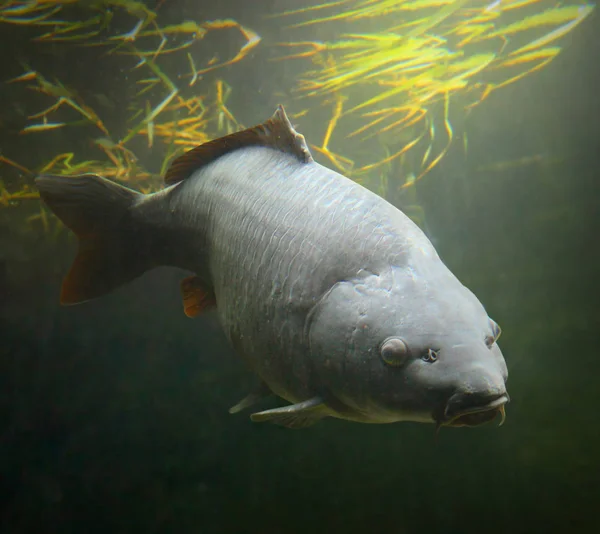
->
441;394;509;427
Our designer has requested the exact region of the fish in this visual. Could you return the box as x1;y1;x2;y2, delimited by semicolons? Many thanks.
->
35;106;509;430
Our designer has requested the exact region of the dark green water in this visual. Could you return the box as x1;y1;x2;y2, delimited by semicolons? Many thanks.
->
1;2;599;533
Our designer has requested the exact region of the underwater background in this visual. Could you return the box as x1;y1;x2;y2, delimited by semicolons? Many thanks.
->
1;1;599;533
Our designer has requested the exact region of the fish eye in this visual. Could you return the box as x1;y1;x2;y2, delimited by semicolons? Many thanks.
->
485;319;502;347
380;337;409;367
421;348;439;363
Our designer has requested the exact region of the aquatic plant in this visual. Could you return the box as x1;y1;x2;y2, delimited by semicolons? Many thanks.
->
0;0;594;235
272;0;594;183
0;0;257;228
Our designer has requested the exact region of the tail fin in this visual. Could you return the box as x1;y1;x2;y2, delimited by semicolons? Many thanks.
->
36;173;153;305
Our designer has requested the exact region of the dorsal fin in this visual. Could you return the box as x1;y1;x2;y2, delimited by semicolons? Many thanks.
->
164;105;313;186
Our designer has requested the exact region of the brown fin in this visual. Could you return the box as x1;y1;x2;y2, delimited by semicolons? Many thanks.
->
180;275;216;317
35;173;153;305
164;105;313;186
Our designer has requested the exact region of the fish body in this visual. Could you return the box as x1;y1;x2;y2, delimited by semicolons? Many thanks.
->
36;106;508;429
167;146;438;415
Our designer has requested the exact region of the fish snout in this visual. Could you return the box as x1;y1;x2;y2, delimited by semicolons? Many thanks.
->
442;386;509;428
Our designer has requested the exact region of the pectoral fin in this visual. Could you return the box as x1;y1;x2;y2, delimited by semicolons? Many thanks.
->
250;397;328;429
229;381;272;414
180;275;216;317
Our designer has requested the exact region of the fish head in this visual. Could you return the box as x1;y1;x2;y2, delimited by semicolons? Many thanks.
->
307;266;509;427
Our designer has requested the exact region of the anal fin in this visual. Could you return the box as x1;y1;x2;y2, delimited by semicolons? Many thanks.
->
180;275;216;317
250;397;328;429
229;381;272;414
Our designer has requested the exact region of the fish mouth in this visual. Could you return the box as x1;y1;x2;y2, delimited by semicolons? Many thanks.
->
441;394;509;428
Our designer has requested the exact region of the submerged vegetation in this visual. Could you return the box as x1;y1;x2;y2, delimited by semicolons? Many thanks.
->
0;0;594;234
272;0;593;181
